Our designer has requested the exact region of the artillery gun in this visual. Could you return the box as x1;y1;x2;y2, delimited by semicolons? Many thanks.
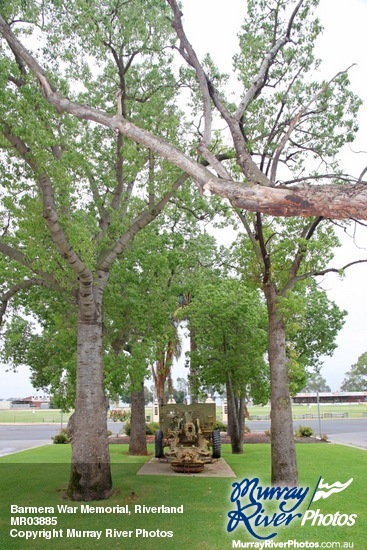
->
154;403;221;473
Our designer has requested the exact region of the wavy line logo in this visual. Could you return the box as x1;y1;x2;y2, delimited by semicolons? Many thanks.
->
310;477;354;503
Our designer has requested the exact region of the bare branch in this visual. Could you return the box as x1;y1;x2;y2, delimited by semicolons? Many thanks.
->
167;0;212;146
270;66;355;184
357;167;367;184
235;208;264;267
295;259;367;283
197;143;231;180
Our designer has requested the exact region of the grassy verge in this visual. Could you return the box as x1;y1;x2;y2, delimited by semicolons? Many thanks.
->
0;410;72;424
1;402;367;424
0;443;366;549
248;402;367;419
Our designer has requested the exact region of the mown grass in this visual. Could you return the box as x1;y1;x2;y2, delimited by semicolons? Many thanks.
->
0;410;72;424
0;443;366;549
1;402;367;424
248;402;367;419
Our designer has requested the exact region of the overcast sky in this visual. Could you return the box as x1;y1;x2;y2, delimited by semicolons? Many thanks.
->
1;0;367;398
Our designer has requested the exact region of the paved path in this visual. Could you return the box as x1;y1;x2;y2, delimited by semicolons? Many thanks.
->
327;431;367;450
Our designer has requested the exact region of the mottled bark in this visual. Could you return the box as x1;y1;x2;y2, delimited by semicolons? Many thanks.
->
67;320;113;501
265;284;298;487
129;383;148;455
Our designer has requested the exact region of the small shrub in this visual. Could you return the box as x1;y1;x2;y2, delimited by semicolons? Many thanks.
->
295;425;314;437
320;433;329;442
215;421;227;432
52;428;70;444
124;421;160;436
107;430;113;437
264;429;271;437
244;425;251;434
146;422;160;435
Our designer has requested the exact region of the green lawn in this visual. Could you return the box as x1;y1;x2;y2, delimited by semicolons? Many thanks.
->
0;410;72;424
1;402;367;424
0;444;366;549
248;402;367;419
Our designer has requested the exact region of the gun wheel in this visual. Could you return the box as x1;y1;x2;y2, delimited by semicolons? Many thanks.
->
155;429;165;458
211;429;221;459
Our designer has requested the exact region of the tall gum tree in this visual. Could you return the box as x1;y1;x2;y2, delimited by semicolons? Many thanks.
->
166;0;364;485
0;0;189;500
231;218;347;485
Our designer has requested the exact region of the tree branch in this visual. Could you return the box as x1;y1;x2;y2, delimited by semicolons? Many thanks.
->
270;66;356;184
0;241;62;291
2;15;367;220
235;0;304;121
294;259;367;284
167;0;212;147
281;216;324;294
0;121;96;319
97;171;190;276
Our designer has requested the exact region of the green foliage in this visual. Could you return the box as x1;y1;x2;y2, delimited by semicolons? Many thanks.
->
123;421;159;436
295;425;314;437
302;371;331;393
341;351;367;391
233;0;361;177
146;422;160;435
0;2;360;470
232;223;346;396
187;276;269;404
214;421;227;433
0;0;194;409
282;283;346;388
52;428;70;444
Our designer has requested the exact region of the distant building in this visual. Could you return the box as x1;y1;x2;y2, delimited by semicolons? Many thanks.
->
292;391;367;404
11;395;50;409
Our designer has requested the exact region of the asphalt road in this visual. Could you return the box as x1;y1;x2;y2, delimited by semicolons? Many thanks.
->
0;418;366;457
247;417;367;450
247;417;367;435
0;420;124;457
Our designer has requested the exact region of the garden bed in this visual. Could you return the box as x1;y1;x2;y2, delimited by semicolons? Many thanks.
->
108;432;327;444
